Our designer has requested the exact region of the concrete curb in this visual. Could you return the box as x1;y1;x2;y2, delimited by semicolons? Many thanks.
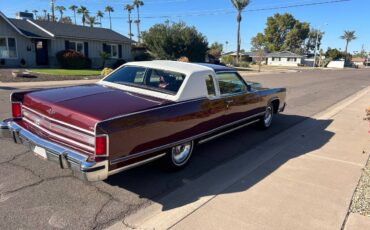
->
111;86;370;230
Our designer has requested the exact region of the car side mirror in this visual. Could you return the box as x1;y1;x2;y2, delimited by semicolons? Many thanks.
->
246;84;252;92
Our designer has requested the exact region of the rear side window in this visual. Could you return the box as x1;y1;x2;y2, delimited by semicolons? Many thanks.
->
203;75;216;96
103;66;186;94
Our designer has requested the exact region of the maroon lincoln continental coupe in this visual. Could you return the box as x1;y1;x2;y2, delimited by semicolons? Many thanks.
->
0;61;286;181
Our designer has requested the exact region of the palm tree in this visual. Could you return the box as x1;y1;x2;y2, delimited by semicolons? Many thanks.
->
96;11;104;27
50;0;55;22
55;6;66;21
105;6;114;30
32;10;38;18
124;4;134;42
69;5;78;24
340;30;357;54
230;0;250;62
77;6;89;26
87;16;98;28
43;9;48;19
133;0;144;43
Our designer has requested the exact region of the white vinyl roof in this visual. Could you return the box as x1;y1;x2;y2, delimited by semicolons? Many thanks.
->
125;60;213;76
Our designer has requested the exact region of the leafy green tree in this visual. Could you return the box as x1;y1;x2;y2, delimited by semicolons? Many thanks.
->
133;0;144;43
142;21;208;62
251;33;267;72
60;16;73;24
230;0;250;62
208;42;224;59
325;47;343;60
305;29;324;54
251;33;266;51
105;6;114;30
69;5;78;24
283;21;310;54
255;13;310;54
340;30;357;53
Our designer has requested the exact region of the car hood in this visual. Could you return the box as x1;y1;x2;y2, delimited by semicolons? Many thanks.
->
23;84;170;132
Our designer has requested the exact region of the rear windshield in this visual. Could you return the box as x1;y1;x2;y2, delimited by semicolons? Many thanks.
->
103;66;186;95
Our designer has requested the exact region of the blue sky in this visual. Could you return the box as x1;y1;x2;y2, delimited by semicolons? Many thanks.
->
1;0;368;53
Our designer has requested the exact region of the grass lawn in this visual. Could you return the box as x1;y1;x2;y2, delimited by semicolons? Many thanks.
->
29;69;101;76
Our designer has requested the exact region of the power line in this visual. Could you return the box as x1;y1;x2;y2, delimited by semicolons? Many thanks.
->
110;0;350;19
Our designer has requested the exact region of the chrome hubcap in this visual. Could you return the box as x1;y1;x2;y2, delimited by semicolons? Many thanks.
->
264;107;273;126
172;142;192;166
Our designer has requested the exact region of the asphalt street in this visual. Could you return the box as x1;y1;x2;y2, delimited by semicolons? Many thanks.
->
0;68;369;229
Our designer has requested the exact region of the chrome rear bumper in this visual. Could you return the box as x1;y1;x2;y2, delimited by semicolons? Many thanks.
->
0;120;108;181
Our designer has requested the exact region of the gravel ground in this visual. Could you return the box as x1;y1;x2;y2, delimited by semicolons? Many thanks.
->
0;68;102;82
350;155;370;216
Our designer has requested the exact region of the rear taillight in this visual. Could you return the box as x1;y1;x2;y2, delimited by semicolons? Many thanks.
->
95;135;108;156
12;102;22;118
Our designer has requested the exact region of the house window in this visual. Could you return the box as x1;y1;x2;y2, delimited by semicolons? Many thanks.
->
68;41;84;54
0;37;17;59
106;44;119;58
287;57;297;62
272;57;281;62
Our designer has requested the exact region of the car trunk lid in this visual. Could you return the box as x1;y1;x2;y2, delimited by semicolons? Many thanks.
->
22;84;170;132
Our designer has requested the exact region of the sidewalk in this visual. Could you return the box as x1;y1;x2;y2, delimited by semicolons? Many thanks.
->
118;87;370;230
0;79;98;89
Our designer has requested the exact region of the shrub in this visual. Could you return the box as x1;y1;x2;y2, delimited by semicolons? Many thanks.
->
134;52;152;61
221;55;234;65
101;68;113;77
234;61;250;68
56;50;92;69
113;59;127;69
20;58;26;67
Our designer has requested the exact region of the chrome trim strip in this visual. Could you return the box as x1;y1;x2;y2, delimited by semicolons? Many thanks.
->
110;112;265;165
198;119;259;144
23;109;94;141
22;105;94;135
109;153;166;176
23;117;95;152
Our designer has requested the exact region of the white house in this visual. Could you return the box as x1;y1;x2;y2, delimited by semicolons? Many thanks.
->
267;51;303;67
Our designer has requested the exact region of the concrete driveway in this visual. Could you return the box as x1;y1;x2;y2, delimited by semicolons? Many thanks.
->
0;69;369;229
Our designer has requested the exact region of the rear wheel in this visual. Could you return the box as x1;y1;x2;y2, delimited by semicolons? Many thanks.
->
259;104;274;129
162;141;194;170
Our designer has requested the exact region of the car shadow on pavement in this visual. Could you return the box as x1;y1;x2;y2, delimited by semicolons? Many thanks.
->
105;114;334;212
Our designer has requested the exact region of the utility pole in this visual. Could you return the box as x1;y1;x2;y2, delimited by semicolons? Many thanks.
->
313;23;328;68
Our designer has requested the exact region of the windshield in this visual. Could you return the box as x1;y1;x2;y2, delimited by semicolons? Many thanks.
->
103;66;186;95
